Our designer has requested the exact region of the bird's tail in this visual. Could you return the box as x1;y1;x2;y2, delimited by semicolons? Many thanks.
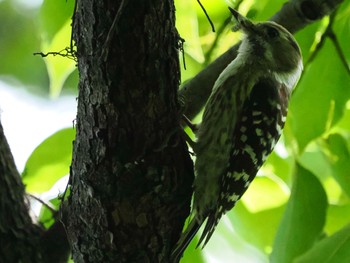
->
196;212;219;249
170;219;201;263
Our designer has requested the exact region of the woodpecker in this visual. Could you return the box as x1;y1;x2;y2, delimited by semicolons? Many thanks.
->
172;7;303;261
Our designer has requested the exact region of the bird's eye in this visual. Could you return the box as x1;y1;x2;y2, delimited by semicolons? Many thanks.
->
266;26;279;38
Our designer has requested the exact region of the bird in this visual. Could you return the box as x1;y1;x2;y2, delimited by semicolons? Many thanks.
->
171;7;303;262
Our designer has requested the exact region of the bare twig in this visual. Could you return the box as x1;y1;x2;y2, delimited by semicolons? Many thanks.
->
328;31;350;75
304;8;350;76
28;193;57;215
326;10;350;75
33;47;77;62
197;0;215;32
178;36;187;70
304;29;326;67
204;0;244;64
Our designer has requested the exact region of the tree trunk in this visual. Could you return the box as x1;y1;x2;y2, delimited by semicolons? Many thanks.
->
1;120;70;263
64;0;194;262
0;0;344;262
0;122;43;262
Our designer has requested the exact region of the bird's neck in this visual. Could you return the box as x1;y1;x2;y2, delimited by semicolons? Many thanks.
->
235;49;302;94
272;60;303;92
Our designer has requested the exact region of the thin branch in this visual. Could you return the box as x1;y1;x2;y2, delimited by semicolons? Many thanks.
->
33;47;77;62
304;30;326;67
178;37;187;70
204;0;244;64
328;31;350;75
304;8;350;76
27;193;57;215
197;0;215;32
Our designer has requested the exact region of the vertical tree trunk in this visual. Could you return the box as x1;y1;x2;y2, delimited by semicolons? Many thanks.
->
65;0;194;262
0;122;43;262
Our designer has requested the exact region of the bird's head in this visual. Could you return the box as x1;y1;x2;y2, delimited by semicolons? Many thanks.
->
229;7;303;88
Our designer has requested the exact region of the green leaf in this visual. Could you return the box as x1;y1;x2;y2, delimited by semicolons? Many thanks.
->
288;39;350;152
199;214;269;262
180;235;205;263
226;174;290;253
270;164;328;263
326;205;350;235
298;141;342;203
294;21;322;62
322;133;350;197
0;2;47;88
298;142;332;180
22;128;75;193
334;0;350;64
38;196;61;228
229;202;285;253
39;0;75;42
262;148;295;186
295;224;350;263
241;175;289;213
41;19;76;98
332;105;350;133
254;0;288;21
38;0;76;97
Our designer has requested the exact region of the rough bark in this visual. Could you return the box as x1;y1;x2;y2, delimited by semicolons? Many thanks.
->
0;1;343;262
65;1;193;262
0;121;70;263
0;122;42;262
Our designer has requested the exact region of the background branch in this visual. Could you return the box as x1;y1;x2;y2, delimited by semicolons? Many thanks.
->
328;32;350;76
0;118;70;262
180;0;344;120
0;121;43;261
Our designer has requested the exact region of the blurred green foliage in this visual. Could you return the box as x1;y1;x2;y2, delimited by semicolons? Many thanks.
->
0;0;76;96
2;0;350;262
175;0;350;262
22;128;75;193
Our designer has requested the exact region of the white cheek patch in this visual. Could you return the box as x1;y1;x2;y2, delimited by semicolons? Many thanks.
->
273;59;303;90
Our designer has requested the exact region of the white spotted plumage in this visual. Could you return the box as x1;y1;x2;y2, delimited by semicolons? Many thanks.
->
171;7;302;262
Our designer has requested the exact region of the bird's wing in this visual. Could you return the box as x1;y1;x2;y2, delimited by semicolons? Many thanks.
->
195;72;248;242
196;77;285;249
171;73;256;262
194;72;251;214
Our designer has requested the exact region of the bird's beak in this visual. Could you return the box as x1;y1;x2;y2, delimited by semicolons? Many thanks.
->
228;7;255;33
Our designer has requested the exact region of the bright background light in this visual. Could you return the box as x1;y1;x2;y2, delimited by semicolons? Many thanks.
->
0;81;76;172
